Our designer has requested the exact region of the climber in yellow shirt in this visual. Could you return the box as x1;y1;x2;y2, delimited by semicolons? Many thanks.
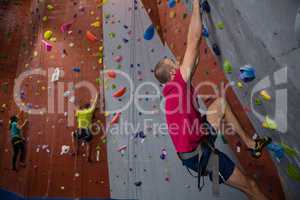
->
72;93;98;162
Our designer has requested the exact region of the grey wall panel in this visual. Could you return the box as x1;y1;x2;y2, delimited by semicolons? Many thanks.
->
103;0;246;200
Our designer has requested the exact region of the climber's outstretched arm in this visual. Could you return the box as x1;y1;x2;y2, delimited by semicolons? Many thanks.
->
181;0;202;81
90;93;99;111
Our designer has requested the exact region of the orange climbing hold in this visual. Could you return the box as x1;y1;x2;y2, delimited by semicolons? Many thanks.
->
113;87;127;98
86;30;97;42
111;112;121;124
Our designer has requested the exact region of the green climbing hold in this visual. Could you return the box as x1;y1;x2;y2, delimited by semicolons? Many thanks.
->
262;116;278;130
216;22;225;30
255;98;262;105
281;143;298;157
108;32;116;38
112;84;116;89
223;59;232;73
286;164;300;181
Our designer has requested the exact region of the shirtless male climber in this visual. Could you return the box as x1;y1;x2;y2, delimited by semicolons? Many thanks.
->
154;1;271;199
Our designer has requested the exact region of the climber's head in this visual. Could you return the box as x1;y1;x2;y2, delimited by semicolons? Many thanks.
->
80;103;91;110
154;58;179;84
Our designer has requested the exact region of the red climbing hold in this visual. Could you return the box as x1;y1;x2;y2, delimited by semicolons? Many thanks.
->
86;30;97;42
107;70;116;79
113;87;127;98
111;112;121;124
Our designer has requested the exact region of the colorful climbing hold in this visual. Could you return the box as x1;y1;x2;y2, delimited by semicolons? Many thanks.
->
168;0;176;8
255;98;262;105
262;116;278;130
281;143;298;157
107;70;116;79
260;90;271;101
41;40;52;52
86;31;97;42
113;87;127;98
91;21;100;28
144;24;155;40
44;30;53;40
240;65;256;82
223;59;233;73
47;4;54;11
202;26;209;38
111;112;121;124
286;164;300;181
237;81;243;88
113;55;123;63
216;22;225;30
267;143;284;159
169;11;176;18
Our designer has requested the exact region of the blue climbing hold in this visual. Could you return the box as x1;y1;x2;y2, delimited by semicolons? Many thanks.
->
73;67;81;72
168;0;176;8
240;65;256;82
123;38;129;43
144;24;155;40
202;26;209;37
267;143;284;159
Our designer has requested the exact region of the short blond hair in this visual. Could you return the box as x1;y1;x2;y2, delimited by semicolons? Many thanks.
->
154;59;172;84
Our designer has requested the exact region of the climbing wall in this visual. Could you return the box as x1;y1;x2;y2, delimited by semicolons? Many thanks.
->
0;0;110;198
103;0;247;199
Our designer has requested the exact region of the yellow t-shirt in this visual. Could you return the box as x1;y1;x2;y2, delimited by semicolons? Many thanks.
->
76;108;94;128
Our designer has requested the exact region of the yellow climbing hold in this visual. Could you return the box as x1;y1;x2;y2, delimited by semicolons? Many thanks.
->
169;11;176;18
91;21;100;28
42;16;48;22
44;30;53;40
260;90;271;101
237;81;243;88
102;0;109;5
98;58;103;64
47;4;54;11
104;111;110;117
262;116;278;130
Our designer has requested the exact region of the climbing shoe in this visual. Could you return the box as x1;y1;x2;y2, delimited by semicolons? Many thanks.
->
249;137;272;159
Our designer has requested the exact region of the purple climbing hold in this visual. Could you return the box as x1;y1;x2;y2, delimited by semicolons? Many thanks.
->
144;24;155;40
239;65;256;82
168;0;176;8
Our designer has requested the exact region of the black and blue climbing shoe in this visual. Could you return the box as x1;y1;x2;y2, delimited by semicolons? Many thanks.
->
249;137;272;159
